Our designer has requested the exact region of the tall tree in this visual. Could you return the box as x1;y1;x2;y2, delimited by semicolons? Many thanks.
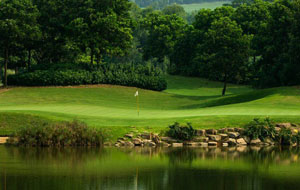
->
204;17;251;95
0;0;40;87
70;0;133;65
143;12;187;62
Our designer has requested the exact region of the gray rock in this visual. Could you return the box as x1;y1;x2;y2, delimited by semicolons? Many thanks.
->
194;136;209;142
236;138;247;146
206;129;218;135
228;132;240;138
124;141;135;147
172;143;183;147
250;138;261;145
114;143;121;147
227;138;237;146
144;141;156;147
141;133;152;140
157;141;170;147
152;135;161;144
184;142;199;147
227;128;235;132
124;133;134;138
199;142;208;147
219;134;229;141
132;138;143;146
218;128;228;133
242;136;251;144
196;129;206;136
222;143;229;147
208;135;222;142
264;137;275;145
160;137;177;143
276;123;292;129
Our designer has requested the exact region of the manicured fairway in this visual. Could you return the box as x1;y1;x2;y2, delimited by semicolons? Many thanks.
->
181;1;231;13
0;75;300;139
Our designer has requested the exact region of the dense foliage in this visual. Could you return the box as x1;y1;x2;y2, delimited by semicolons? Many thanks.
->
244;118;276;140
8;64;167;91
8;121;105;147
134;0;230;9
167;122;196;141
1;0;300;93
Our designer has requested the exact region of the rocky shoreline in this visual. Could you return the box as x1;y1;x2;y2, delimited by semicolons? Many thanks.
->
112;123;300;148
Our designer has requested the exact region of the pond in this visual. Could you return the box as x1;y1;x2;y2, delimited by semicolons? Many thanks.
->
1;146;300;190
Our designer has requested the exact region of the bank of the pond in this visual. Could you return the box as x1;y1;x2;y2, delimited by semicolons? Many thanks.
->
112;122;300;148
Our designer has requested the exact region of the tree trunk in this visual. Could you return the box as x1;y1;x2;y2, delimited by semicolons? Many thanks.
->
4;48;8;88
253;55;256;64
28;49;31;69
222;74;227;96
90;47;94;66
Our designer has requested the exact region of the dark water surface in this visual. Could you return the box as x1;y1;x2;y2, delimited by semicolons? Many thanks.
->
1;146;300;190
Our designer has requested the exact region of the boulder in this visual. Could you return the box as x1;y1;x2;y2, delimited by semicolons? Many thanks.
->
242;136;251;144
236;138;247;146
208;141;218;146
160;137;177;143
196;129;206;136
124;133;134;138
206;129;218;135
194;136;209;142
218;128;228;133
158;141;171;147
250;138;261;145
114;143;121;147
199;142;208;147
141;133;152;140
228;132;240;138
227;128;235;132
276;123;292;129
275;127;281;132
264;137;275;145
226;138;237;146
184;142;199;147
219;134;229;141
208;135;222;142
144;141;156;147
222;143;229;147
124;141;135;147
132;138;143;146
172;143;183;147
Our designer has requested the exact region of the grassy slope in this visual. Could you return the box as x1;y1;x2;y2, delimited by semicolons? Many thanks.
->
181;1;231;13
0;75;300;139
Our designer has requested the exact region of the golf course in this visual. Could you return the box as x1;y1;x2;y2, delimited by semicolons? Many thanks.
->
1;75;300;140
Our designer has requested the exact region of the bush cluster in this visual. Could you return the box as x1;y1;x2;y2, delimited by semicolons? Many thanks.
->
167;122;196;141
7;64;167;91
8;121;104;147
244;118;300;145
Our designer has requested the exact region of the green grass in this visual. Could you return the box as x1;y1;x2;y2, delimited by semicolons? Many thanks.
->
181;1;231;13
0;75;300;140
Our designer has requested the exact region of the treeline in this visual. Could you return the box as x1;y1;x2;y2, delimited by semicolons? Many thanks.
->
134;0;231;8
1;0;300;94
169;0;300;89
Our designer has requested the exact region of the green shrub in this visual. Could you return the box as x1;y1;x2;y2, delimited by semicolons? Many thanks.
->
244;118;276;141
167;122;196;141
8;121;105;147
276;128;297;145
8;64;167;91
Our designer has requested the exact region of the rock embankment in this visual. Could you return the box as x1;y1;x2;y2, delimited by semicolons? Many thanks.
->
112;123;300;148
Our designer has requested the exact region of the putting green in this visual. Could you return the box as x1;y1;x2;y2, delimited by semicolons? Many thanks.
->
0;75;300;138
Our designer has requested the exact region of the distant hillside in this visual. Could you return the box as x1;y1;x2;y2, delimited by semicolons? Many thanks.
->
132;0;231;8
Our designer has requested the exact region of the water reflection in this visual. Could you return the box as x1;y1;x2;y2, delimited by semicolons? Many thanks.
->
1;146;300;190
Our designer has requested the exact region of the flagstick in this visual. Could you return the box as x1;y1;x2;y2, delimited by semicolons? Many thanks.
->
136;93;139;116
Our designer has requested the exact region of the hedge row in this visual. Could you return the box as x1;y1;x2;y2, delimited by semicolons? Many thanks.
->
8;69;167;91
